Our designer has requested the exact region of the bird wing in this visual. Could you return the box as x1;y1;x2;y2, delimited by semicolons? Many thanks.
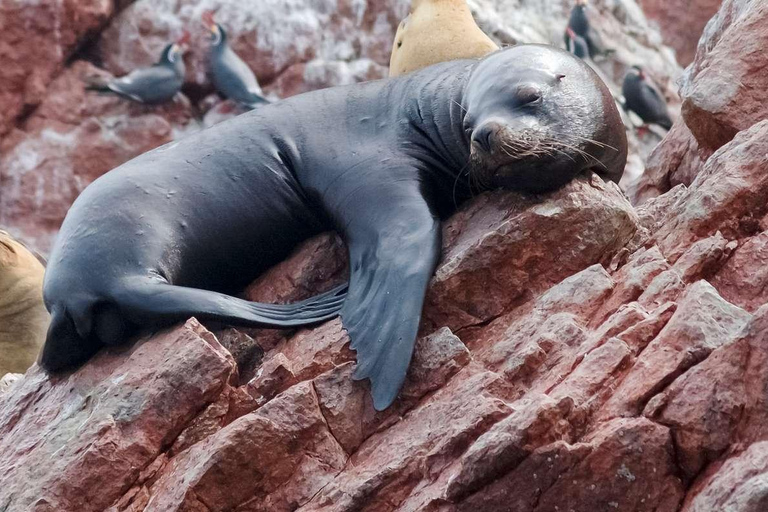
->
108;66;181;103
640;80;672;124
219;48;264;96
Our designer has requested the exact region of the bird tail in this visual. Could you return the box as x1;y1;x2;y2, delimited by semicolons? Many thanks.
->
244;93;270;110
83;76;111;92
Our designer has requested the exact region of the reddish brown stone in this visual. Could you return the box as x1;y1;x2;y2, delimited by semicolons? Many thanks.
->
680;0;768;151
0;319;235;512
0;61;197;252
638;0;722;66
0;0;114;135
653;121;768;262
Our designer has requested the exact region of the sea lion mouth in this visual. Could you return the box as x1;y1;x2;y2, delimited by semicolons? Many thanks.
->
468;126;606;192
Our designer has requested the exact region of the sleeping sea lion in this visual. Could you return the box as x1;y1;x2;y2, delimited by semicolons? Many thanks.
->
40;44;627;410
389;0;498;77
0;231;49;375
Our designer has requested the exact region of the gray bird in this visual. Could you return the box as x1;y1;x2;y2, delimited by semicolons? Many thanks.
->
203;11;269;110
564;0;611;60
87;35;188;104
622;65;673;130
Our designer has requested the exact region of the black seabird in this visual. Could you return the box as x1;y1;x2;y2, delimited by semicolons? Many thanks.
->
564;0;611;60
622;65;673;130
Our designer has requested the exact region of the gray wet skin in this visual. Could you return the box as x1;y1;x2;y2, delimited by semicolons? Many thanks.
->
41;44;627;411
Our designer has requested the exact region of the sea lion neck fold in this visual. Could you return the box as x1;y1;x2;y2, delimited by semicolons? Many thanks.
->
398;61;473;186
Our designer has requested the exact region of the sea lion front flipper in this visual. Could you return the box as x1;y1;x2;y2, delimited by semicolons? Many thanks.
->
334;180;441;411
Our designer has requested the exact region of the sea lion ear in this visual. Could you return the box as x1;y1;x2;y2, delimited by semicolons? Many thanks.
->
556;73;566;81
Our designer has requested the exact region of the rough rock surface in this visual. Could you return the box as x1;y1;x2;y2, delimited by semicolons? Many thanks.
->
0;61;198;251
0;0;685;252
5;0;768;511
633;0;767;203
0;0;114;136
638;0;722;66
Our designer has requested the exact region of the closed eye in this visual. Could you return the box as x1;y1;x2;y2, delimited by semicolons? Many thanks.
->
516;85;542;106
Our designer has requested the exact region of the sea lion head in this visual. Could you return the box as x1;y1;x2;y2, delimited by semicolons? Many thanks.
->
463;44;627;193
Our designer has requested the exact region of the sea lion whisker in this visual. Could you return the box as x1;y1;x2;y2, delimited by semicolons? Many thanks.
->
563;134;619;152
549;140;608;169
451;99;468;113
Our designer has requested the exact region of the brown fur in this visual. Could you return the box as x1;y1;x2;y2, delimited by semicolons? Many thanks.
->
0;231;49;375
389;0;498;77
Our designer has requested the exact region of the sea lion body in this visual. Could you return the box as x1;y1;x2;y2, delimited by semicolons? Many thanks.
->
389;0;498;77
0;232;49;375
42;45;627;410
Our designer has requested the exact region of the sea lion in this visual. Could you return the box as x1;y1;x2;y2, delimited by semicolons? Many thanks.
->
41;44;627;410
0;231;49;376
389;0;498;77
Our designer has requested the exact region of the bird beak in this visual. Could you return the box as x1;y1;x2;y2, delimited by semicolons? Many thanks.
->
202;11;217;32
177;30;191;52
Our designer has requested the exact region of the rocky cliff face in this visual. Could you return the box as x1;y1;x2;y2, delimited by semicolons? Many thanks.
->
0;0;690;253
5;0;768;511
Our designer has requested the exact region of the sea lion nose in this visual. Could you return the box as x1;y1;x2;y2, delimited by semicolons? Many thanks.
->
472;123;496;153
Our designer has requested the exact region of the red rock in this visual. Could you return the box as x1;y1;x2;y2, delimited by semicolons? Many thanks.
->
638;0;722;66
457;418;684;512
312;326;471;454
98;0;402;91
652;120;768;262
0;319;235;512
144;382;348;512
600;280;750;419
304;368;511;511
682;441;768;512
0;61;198;252
632;119;713;204
680;0;768;151
425;174;638;333
711;231;768;313
0;0;114;135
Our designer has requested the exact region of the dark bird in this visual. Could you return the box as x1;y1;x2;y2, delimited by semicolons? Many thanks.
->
565;27;589;60
564;0;611;60
86;33;189;104
203;11;270;110
622;65;673;130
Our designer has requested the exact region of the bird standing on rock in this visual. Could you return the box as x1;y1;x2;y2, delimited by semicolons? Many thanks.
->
622;65;673;131
203;11;269;110
564;26;590;60
86;32;189;104
564;0;611;60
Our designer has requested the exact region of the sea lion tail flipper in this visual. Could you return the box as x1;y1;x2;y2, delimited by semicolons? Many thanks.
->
335;185;442;411
115;280;347;328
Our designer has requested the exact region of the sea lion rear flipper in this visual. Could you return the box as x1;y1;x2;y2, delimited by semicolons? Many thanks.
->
115;280;347;328
334;180;441;411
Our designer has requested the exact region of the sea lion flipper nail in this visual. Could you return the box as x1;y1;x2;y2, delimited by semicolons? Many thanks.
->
336;180;441;411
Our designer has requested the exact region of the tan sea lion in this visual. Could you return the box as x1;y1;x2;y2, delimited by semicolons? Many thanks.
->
0;231;49;375
389;0;498;77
